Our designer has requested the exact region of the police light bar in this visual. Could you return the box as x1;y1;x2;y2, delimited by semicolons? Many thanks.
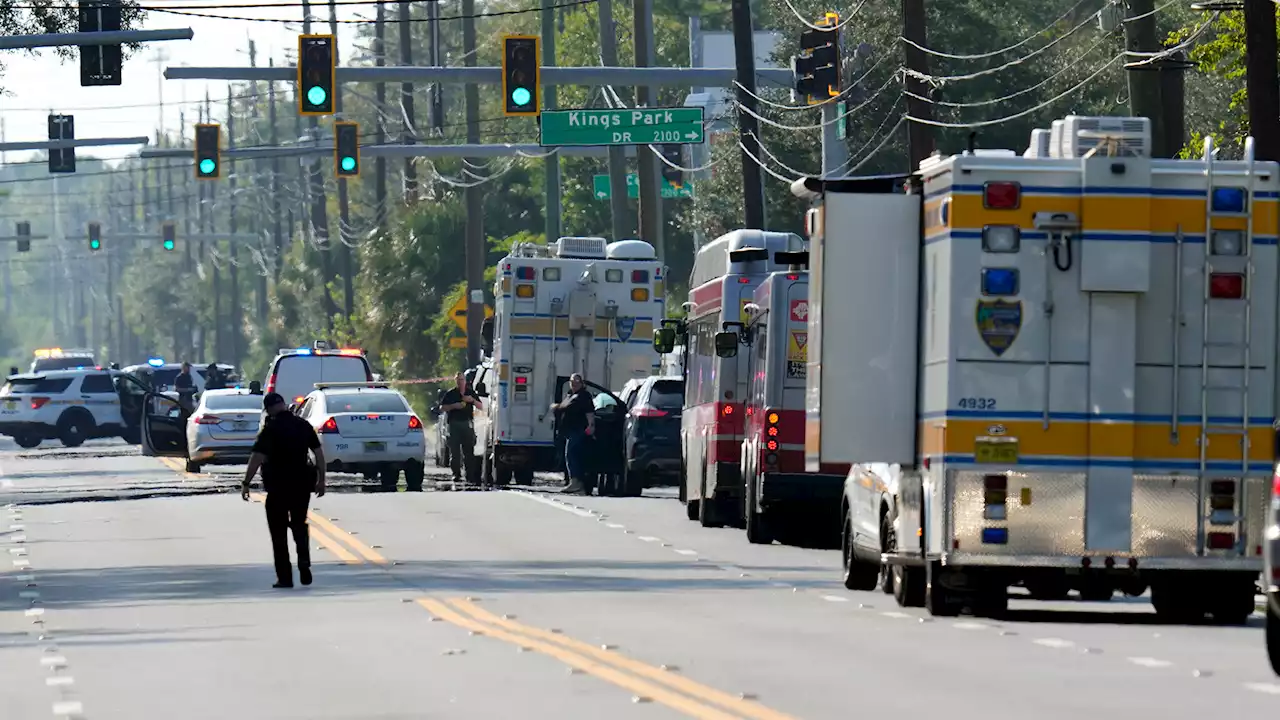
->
293;347;313;355
337;348;363;356
147;357;165;367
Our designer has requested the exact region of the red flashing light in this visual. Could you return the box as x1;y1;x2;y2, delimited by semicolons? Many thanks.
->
319;417;339;434
785;274;799;281
722;405;734;415
30;397;49;410
632;405;668;418
293;396;305;405
515;377;528;385
1272;468;1280;498
1209;273;1245;299
767;426;778;437
193;415;221;425
1207;531;1236;550
516;266;536;281
367;414;381;419
737;277;750;284
983;181;1021;210
766;440;778;451
408;415;423;429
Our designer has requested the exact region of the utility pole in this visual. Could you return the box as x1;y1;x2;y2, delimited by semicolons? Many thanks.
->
428;0;443;132
542;0;562;242
374;0;388;235
269;59;284;279
730;0;765;229
398;0;418;196
330;0;354;320
1123;0;1165;155
249;40;268;326
598;0;630;239
1245;0;1280;162
1160;50;1187;160
180;111;192;272
901;0;936;170
227;85;242;367
634;0;662;257
463;0;484;366
149;47;168;137
207;91;224;362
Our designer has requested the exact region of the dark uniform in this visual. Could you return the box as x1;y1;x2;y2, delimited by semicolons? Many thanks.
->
174;368;196;413
205;364;227;390
558;388;596;488
252;410;322;585
440;385;480;482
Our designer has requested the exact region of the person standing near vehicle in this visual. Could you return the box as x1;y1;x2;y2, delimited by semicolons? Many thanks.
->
174;362;196;413
205;363;227;391
551;373;595;495
241;392;326;588
439;372;482;488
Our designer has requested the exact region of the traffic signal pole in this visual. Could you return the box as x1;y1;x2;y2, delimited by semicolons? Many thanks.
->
597;0;632;240
541;0;562;242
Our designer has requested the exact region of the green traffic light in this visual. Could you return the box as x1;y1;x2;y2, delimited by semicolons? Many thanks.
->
163;240;175;251
307;86;327;107
341;156;356;172
199;158;216;175
89;240;100;250
511;87;531;106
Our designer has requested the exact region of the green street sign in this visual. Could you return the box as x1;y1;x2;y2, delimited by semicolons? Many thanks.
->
593;174;693;200
836;102;847;140
541;108;705;147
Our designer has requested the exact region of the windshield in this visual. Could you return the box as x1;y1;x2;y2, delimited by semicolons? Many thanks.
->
31;356;95;372
649;380;684;409
201;394;261;412
325;393;408;414
272;355;372;405
2;377;74;395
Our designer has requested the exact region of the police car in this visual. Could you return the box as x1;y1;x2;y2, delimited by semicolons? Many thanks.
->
264;342;375;408
122;358;238;395
29;348;96;374
0;367;149;448
296;382;426;491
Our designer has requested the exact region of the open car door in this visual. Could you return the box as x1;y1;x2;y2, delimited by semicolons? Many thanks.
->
551;378;628;494
140;391;189;458
113;373;151;445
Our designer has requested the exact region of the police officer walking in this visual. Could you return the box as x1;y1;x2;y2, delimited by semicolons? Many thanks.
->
439;372;482;489
241;392;327;588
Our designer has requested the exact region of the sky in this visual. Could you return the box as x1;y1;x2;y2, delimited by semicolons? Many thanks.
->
0;0;366;165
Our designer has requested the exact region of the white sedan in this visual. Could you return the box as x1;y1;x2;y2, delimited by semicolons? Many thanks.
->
185;388;263;473
295;383;427;491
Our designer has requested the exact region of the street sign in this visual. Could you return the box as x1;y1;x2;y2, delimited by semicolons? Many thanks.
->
448;337;467;349
836;101;846;140
540;108;705;147
448;296;494;332
593;174;693;200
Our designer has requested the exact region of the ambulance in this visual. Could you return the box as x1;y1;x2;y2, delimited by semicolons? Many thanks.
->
805;115;1273;621
653;229;806;527
713;251;850;546
476;236;664;485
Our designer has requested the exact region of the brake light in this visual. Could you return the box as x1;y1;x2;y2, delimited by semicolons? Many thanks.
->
763;408;780;457
631;269;650;283
1272;467;1280;498
983;181;1021;209
1209;272;1245;299
737;277;750;284
1207;531;1236;550
631;405;668;418
30;397;50;410
319;417;339;434
193;415;221;425
408;415;422;430
722;405;734;415
785;274;799;280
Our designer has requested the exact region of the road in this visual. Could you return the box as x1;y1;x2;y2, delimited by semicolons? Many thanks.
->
2;436;1279;719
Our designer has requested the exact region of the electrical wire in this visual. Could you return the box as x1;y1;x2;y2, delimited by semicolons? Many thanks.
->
139;0;596;24
732;71;902;132
1124;11;1218;68
902;0;1096;60
777;0;869;31
732;52;892;111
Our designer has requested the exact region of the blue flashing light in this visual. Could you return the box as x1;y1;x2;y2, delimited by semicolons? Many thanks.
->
1212;187;1247;214
294;348;313;355
147;357;165;367
981;527;1009;545
981;267;1019;297
516;266;536;280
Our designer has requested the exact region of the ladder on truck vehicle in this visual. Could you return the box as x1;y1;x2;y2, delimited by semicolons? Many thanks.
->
1197;135;1256;490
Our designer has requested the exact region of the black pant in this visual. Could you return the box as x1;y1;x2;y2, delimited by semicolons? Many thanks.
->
264;490;311;582
447;421;475;481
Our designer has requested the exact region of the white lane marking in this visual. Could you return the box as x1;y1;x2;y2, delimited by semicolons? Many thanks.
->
19;591;40;599
0;479;12;488
1128;657;1173;668
674;549;698;556
509;491;596;518
11;534;27;543
881;611;911;619
1244;682;1280;695
13;558;31;567
39;655;65;667
45;676;74;687
605;523;625;529
637;536;661;543
17;573;34;582
51;700;83;716
10;547;27;555
9;524;23;531
25;608;44;617
1034;638;1075;649
953;622;988;630
820;594;850;603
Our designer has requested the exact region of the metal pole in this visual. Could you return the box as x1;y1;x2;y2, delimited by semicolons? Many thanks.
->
0;28;193;50
250;40;269;327
730;0;765;229
374;0;388;235
821;103;849;175
634;0;662;257
165;64;797;86
464;0;484;366
302;0;337;326
598;0;630;239
208;91;223;362
542;0;562;242
398;0;417;196
269;59;284;278
331;0;354;320
228;85;242;366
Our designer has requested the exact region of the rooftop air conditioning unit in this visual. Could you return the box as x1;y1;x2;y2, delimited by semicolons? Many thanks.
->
1025;128;1052;158
553;236;608;259
1060;115;1152;158
1049;120;1066;158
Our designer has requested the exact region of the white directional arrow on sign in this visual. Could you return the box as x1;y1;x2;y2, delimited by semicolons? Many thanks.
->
791;300;809;322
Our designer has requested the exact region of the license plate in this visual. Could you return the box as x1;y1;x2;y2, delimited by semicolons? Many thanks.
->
365;442;386;452
974;438;1019;465
232;421;250;431
3;401;14;411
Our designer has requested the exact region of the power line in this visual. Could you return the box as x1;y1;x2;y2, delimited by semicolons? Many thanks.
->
135;0;596;24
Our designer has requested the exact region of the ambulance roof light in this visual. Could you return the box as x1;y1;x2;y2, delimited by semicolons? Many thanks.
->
1212;187;1247;214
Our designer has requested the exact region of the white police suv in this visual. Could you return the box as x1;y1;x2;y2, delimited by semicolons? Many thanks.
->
0;368;149;448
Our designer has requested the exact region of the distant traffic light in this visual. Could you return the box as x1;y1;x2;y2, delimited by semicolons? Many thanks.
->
298;34;336;116
47;114;75;174
501;36;540;117
162;222;176;251
194;123;220;180
659;144;685;187
334;121;360;177
88;222;101;251
793;13;841;103
78;0;123;86
15;221;30;253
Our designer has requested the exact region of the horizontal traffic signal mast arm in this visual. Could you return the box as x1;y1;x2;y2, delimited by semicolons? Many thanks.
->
99;233;261;242
0;136;149;152
0;28;192;50
165;65;796;87
139;143;650;160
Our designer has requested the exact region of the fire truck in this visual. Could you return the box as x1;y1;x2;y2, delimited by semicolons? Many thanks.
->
475;236;664;484
803;115;1274;621
653;229;806;527
713;252;850;546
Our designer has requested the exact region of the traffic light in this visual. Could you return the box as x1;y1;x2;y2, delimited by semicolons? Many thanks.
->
47;114;75;174
78;0;123;86
15;221;30;253
298;34;336;116
194;123;220;180
659;144;685;187
162;222;176;251
88;222;101;252
793;13;841;103
334;121;360;177
501;36;540;117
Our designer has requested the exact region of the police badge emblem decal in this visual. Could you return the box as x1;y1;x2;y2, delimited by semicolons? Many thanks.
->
975;299;1022;357
615;317;636;342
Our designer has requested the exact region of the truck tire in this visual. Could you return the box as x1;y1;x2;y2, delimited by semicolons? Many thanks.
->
698;472;724;528
1151;579;1205;623
1268;601;1280;676
57;410;94;448
894;565;925;608
14;434;41;449
515;468;535;485
1209;576;1257;626
404;461;425;492
925;561;963;617
841;515;877;590
745;473;772;544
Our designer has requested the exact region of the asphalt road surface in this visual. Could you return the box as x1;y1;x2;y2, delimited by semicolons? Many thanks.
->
2;436;1280;719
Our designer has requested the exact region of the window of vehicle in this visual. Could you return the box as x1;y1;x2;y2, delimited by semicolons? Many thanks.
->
593;393;619;411
80;374;117;394
3;377;74;394
324;392;409;414
32;356;95;373
148;368;183;388
648;380;684;410
201;394;261;412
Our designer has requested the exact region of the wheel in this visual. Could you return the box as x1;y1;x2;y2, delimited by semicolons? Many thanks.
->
925;561;963;617
184;459;201;473
495;464;512;486
379;466;399;491
1151;580;1205;622
971;580;1009;618
745;478;773;545
1268;601;1280;676
841;516;878;590
877;511;896;595
13;434;41;449
698;471;724;528
685;498;699;521
894;565;925;608
57;410;93;448
1025;578;1071;601
404;461;425;492
515;468;535;485
621;465;645;498
1209;577;1257;626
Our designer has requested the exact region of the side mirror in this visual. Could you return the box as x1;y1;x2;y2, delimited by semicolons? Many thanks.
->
288;403;299;413
481;317;494;354
653;327;676;355
714;331;739;358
